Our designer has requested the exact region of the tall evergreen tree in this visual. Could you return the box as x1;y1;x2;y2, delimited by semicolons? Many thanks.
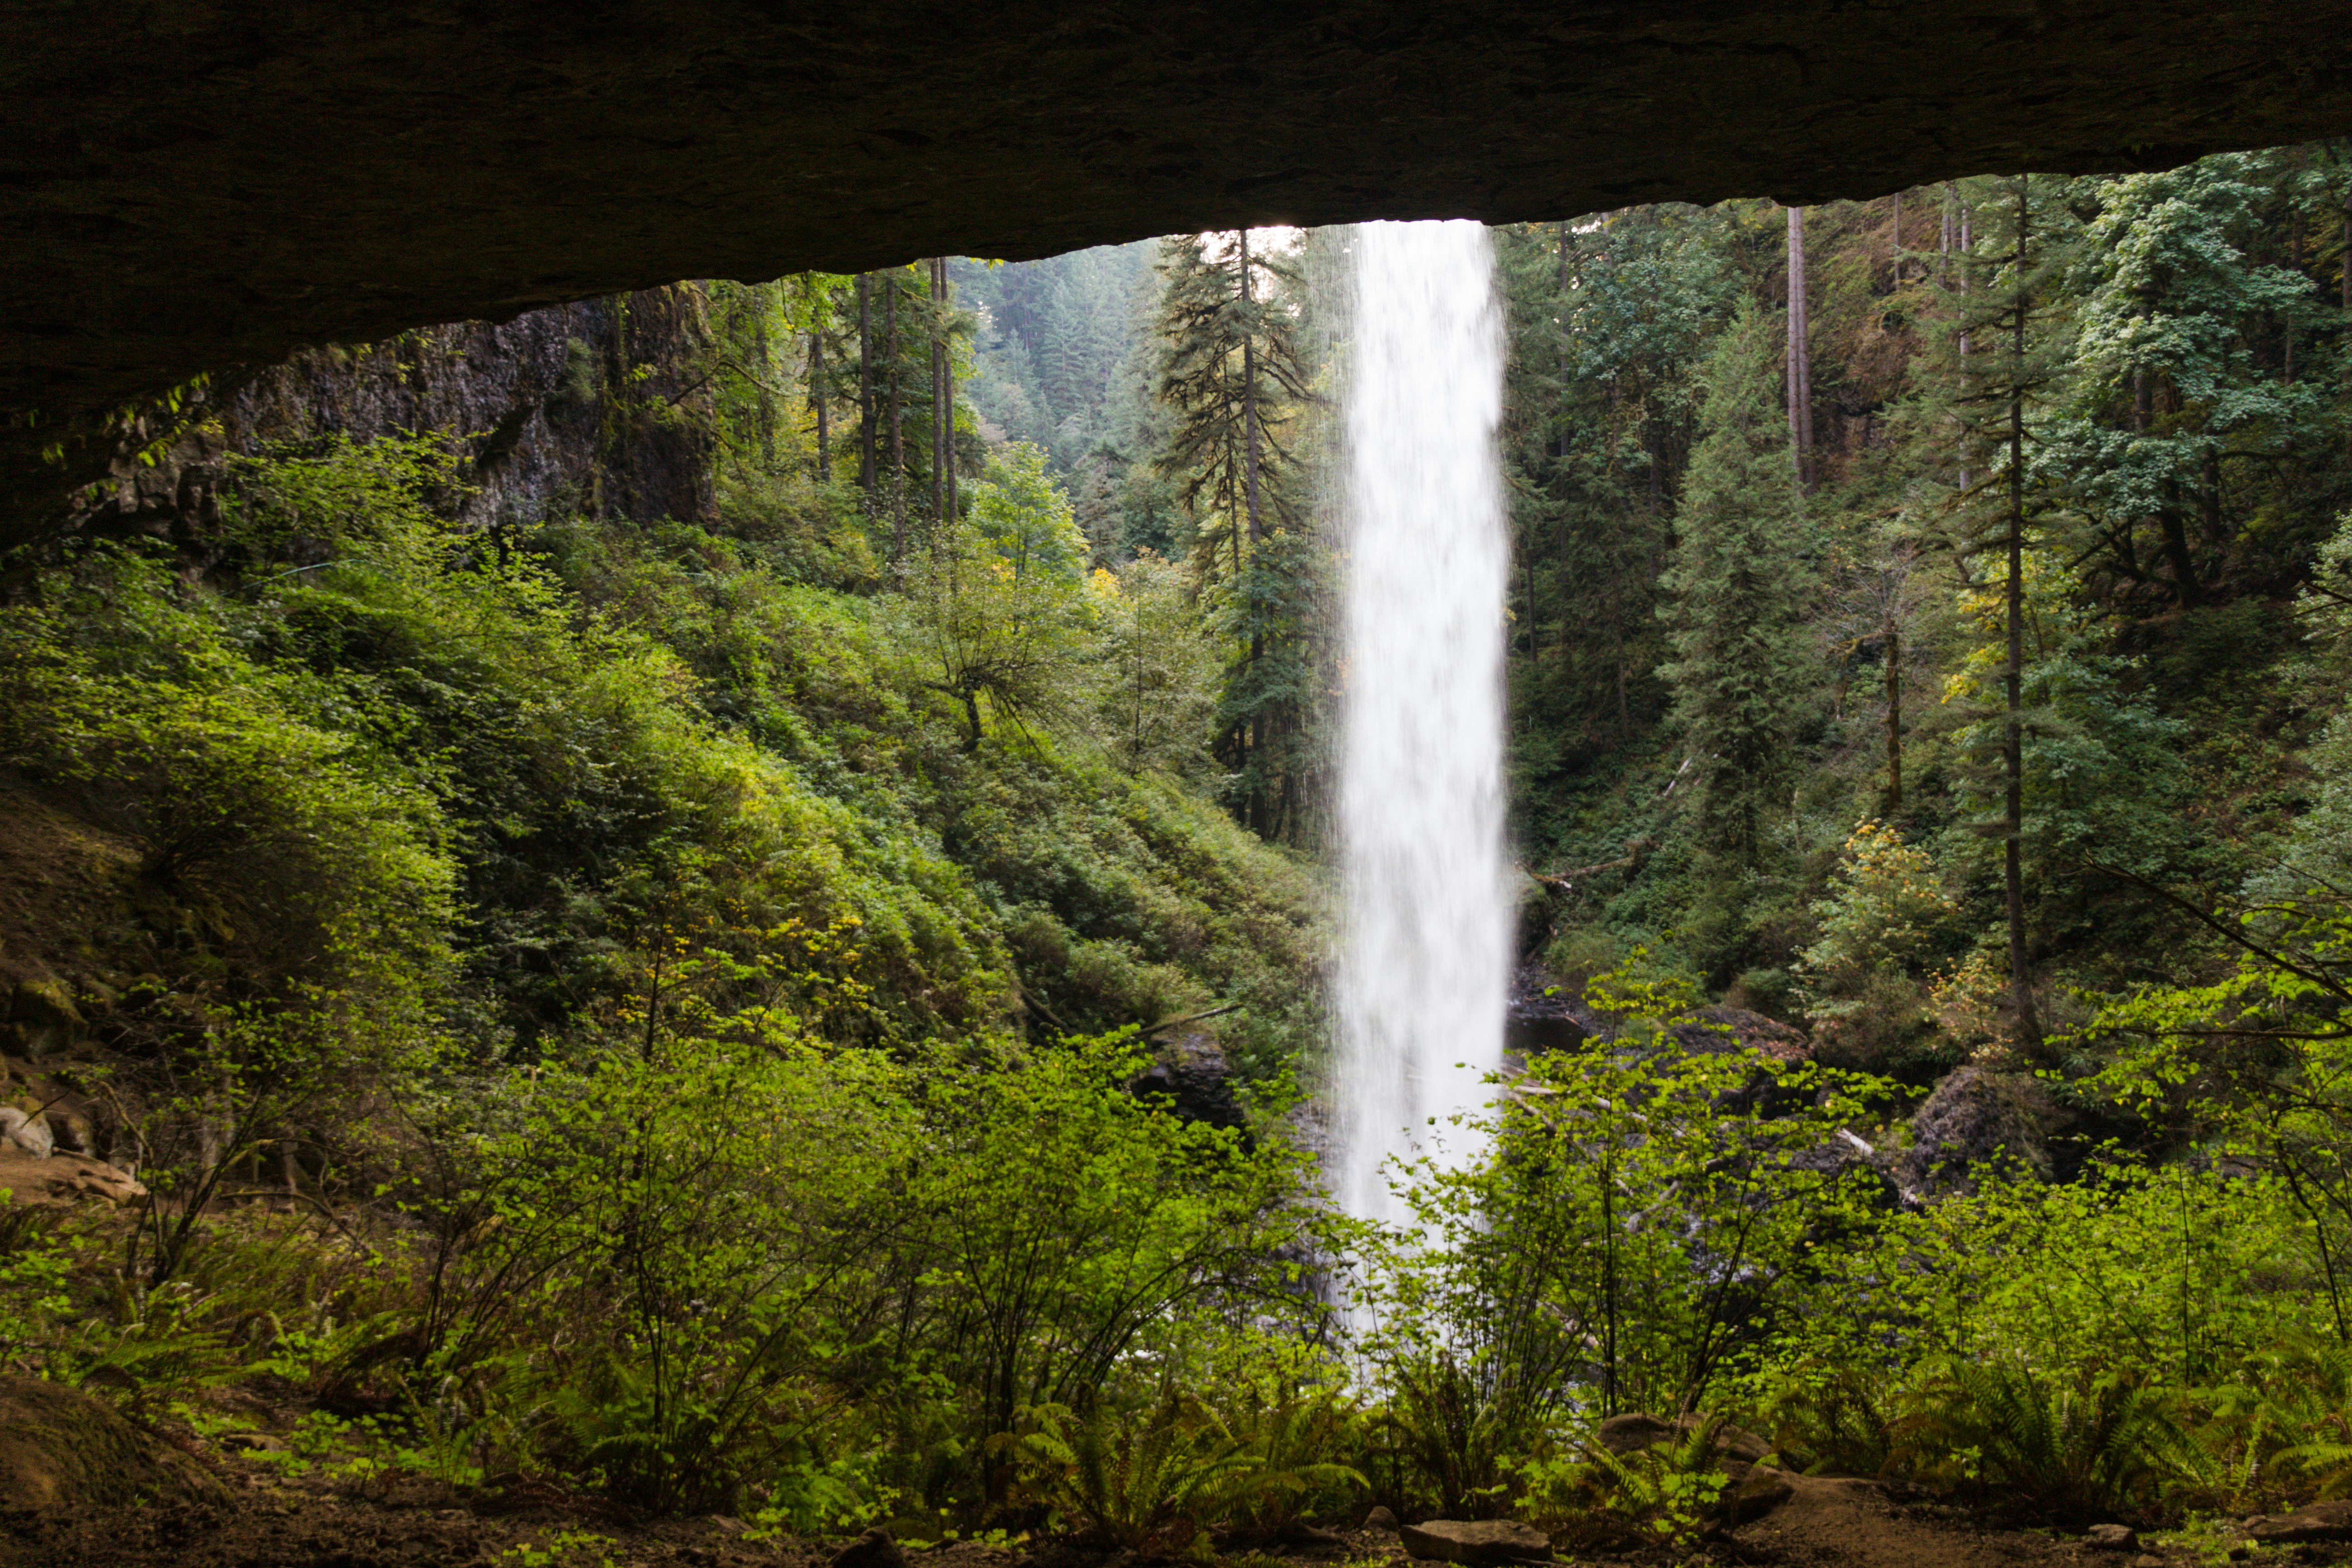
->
1148;230;1322;840
1920;173;2083;1056
1496;209;1730;798
1152;233;1311;578
2055;151;2342;615
1658;298;1815;873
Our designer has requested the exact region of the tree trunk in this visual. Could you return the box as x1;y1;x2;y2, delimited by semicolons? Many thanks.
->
1940;182;1955;281
809;322;829;480
2287;207;2303;384
1957;191;1973;491
1884;614;1902;813
2159;478;2205;608
1240;229;1263;550
2004;176;2043;1057
2200;443;2226;552
1237;229;1269;833
1786;205;1813;487
887;273;905;562
857;274;876;505
1558;220;1572;459
929;257;947;522
754;299;776;470
926;263;945;526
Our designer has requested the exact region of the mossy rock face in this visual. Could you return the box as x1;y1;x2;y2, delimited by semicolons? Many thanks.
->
0;1377;228;1513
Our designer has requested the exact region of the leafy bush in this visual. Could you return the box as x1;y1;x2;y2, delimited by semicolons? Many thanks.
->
1798;820;1960;1078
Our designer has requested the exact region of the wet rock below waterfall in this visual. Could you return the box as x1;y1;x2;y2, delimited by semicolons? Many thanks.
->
1127;1034;1247;1133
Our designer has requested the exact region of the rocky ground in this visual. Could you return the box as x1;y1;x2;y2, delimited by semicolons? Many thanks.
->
7;1424;2345;1568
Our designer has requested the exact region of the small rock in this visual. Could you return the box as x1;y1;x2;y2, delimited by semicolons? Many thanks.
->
2247;1501;2352;1543
1593;1411;1769;1464
0;1107;52;1160
219;1431;286;1454
1593;1413;1677;1455
2085;1524;2137;1550
1721;1464;1795;1522
705;1515;747;1536
1398;1519;1552;1566
830;1527;906;1568
1364;1506;1401;1531
2127;1558;2165;1568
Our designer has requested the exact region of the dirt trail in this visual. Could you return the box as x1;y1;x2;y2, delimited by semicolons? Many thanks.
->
1732;1475;2074;1568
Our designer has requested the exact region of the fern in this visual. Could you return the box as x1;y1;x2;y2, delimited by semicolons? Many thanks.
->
1893;1357;2189;1522
1001;1395;1256;1554
1224;1391;1368;1532
1523;1414;1732;1550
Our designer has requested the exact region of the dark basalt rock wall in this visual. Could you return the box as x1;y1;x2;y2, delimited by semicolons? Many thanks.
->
64;286;714;563
5;0;2350;445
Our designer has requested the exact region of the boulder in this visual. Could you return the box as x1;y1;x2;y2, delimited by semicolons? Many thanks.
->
1399;1519;1552;1565
1590;1412;1791;1525
2246;1501;2352;1543
1594;1412;1770;1465
0;1105;51;1158
1364;1506;1400;1531
2085;1524;2138;1551
0;1147;145;1208
1901;1067;2053;1200
1666;1006;1813;1065
1722;1464;1796;1521
0;1375;228;1511
830;1527;906;1568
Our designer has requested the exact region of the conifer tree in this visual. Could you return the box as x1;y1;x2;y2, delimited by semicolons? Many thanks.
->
1921;173;2082;1056
1152;233;1312;578
1658;298;1814;872
1148;231;1322;840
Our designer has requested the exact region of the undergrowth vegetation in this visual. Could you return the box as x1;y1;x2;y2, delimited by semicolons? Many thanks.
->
13;149;2352;1555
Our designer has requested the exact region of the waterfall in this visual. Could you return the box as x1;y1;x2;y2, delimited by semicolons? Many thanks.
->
1331;220;1512;1232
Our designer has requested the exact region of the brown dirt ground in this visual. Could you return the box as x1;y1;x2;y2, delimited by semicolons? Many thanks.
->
11;1457;2347;1568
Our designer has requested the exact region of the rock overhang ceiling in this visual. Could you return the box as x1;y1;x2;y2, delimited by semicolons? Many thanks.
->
4;0;2350;431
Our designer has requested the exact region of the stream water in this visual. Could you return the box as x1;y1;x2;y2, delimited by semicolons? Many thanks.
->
1330;220;1512;1232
